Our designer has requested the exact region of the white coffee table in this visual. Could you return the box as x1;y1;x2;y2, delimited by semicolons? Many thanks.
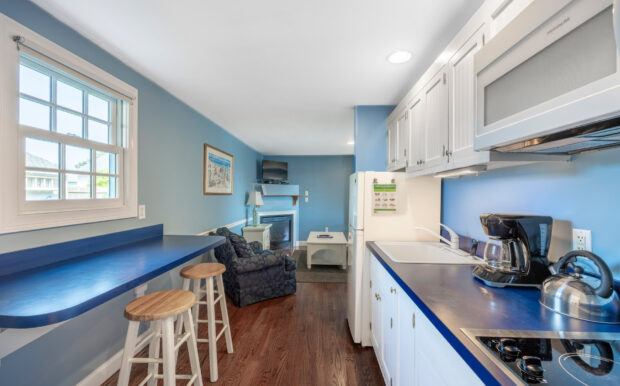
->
306;231;347;270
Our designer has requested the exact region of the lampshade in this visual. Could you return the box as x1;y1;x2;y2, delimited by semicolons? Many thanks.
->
246;191;264;206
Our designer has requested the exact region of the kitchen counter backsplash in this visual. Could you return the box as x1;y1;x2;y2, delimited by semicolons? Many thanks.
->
439;228;620;294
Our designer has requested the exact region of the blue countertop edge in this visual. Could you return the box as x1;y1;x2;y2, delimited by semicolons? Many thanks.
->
367;241;504;386
0;226;225;329
0;224;165;277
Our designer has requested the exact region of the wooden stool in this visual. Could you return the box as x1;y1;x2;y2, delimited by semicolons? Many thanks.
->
117;289;203;386
177;263;233;382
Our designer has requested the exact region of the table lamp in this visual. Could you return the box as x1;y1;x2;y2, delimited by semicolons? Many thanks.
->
246;191;264;226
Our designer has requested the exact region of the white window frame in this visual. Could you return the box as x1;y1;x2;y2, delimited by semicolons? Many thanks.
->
0;14;138;234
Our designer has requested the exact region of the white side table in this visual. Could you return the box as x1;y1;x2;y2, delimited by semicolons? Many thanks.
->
306;231;347;270
242;224;271;250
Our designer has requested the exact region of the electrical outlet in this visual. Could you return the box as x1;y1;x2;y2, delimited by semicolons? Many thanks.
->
572;229;592;251
304;197;308;203
138;205;146;220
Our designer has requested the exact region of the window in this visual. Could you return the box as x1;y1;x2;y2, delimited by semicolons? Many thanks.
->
0;14;138;233
19;56;123;203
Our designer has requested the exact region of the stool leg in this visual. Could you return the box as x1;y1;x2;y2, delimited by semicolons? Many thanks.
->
161;317;176;386
183;309;204;386
216;274;234;353
192;278;201;337
206;276;218;382
175;278;191;337
147;320;161;386
117;320;139;386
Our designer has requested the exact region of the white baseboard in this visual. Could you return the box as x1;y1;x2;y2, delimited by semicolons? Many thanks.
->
198;217;250;236
77;330;149;386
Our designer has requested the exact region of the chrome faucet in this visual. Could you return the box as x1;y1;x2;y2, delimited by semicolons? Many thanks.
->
414;223;460;250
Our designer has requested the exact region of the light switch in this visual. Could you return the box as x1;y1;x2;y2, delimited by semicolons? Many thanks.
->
138;205;146;219
305;190;309;196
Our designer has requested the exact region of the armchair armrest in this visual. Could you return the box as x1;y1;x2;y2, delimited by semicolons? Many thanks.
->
284;255;296;271
248;241;263;254
231;251;284;274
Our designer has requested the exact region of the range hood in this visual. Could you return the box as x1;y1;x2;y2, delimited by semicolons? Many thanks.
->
493;116;620;155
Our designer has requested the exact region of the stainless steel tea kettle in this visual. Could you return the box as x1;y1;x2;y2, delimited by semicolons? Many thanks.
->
540;250;620;323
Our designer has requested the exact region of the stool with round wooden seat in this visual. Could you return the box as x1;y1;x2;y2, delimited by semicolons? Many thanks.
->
176;262;233;382
117;289;203;386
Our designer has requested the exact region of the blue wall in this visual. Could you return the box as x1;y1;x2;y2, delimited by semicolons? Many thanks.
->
0;1;261;385
354;105;394;172
442;148;620;276
264;156;354;241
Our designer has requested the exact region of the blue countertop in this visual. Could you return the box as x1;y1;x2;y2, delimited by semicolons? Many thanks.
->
0;229;224;329
366;241;620;386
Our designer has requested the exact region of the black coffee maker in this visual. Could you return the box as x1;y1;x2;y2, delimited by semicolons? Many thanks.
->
473;214;553;288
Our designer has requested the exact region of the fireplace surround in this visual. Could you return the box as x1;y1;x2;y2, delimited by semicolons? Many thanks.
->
258;210;296;250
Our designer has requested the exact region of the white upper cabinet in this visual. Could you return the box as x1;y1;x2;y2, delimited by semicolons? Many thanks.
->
387;120;398;170
407;96;425;171
488;0;534;40
447;25;488;166
423;70;449;170
386;110;410;171
386;0;566;176
396;110;409;169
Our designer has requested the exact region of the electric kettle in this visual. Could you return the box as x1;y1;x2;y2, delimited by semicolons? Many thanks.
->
540;250;620;323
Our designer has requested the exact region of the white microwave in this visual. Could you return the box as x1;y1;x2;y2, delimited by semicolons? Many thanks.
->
474;0;620;152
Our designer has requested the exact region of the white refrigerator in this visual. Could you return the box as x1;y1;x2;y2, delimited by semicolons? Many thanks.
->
346;171;440;346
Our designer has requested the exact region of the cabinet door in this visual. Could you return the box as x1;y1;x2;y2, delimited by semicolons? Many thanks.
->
396;111;409;169
370;258;383;357
414;307;483;386
396;294;416;386
382;274;398;386
407;96;425;172
448;25;486;162
387;121;398;170
423;70;449;169
489;0;534;39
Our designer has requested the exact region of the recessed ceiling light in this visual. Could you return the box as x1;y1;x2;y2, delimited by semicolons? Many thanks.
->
347;140;355;145
387;51;412;64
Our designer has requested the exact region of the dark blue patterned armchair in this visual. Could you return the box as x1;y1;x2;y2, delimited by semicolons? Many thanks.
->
210;227;296;307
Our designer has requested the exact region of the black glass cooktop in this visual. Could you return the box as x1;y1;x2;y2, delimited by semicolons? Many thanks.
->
462;329;620;385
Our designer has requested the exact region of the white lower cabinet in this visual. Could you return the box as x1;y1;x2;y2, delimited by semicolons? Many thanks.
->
370;254;482;386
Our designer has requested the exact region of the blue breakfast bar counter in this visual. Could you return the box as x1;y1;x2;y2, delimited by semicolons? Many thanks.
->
0;225;225;329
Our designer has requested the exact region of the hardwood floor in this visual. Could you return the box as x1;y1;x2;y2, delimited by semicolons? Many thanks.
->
103;282;383;386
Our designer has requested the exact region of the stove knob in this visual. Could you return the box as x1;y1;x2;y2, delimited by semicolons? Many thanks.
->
520;356;544;379
499;338;520;357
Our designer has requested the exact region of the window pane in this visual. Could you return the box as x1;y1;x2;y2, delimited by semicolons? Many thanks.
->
19;98;50;130
66;145;91;172
88;119;109;143
19;64;50;101
57;110;83;137
57;81;83;112
25;137;59;169
96;176;118;199
25;170;59;201
66;174;91;199
96;151;117;174
88;94;109;121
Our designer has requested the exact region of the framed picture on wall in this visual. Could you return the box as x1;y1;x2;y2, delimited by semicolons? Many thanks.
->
203;144;234;195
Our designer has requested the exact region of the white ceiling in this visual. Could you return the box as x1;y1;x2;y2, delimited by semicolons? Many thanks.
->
32;0;484;155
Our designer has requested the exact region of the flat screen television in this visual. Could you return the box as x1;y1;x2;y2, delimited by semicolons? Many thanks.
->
262;160;288;183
